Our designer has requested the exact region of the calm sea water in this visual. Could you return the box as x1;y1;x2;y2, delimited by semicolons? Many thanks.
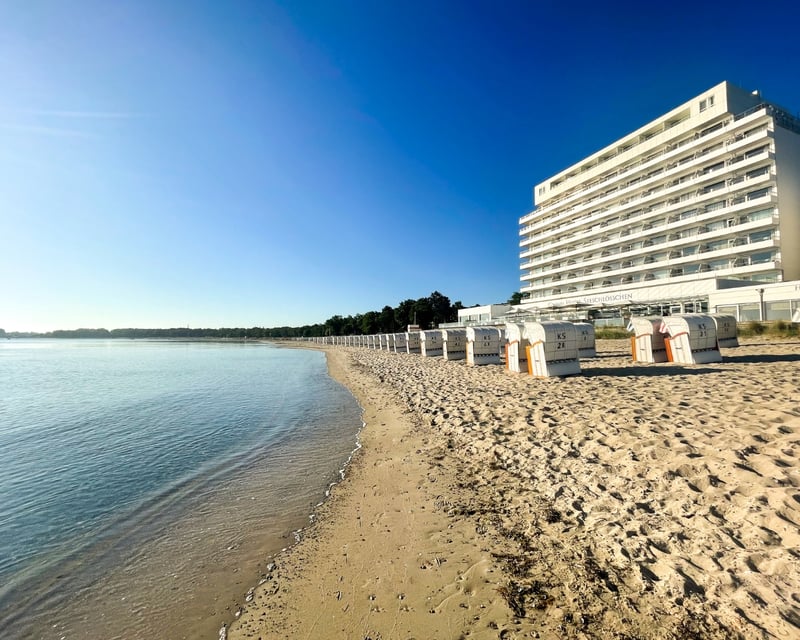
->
0;339;362;639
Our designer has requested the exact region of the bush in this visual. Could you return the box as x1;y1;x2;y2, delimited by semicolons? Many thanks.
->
769;321;799;337
738;320;799;338
746;321;766;335
594;327;631;339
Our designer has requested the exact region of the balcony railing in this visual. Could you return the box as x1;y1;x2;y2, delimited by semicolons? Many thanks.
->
520;199;777;277
520;140;771;243
523;107;772;222
520;163;774;260
520;172;775;264
521;239;779;293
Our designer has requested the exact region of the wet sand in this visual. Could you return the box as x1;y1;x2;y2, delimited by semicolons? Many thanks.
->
230;338;800;639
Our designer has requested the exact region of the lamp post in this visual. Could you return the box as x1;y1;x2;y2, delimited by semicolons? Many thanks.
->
756;287;765;321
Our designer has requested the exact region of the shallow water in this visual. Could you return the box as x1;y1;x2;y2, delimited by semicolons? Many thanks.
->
0;339;361;639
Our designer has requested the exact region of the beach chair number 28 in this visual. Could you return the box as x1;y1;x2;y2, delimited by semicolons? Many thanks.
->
697;323;707;338
556;331;567;350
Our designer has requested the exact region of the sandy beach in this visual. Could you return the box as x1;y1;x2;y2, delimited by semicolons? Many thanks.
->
230;338;800;639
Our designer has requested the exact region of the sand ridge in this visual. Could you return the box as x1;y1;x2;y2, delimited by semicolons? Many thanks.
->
230;338;800;639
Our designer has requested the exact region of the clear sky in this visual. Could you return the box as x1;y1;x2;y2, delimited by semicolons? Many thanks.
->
2;0;799;332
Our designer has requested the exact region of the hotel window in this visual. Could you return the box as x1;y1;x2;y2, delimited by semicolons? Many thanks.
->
700;96;714;112
749;230;772;243
739;303;761;321
750;251;773;264
746;166;769;179
703;181;725;194
700;124;724;140
747;208;773;222
766;301;792;321
745;145;768;159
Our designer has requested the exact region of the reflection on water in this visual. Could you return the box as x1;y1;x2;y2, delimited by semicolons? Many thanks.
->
0;340;361;639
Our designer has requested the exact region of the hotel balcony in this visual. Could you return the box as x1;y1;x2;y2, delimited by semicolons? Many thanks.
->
519;145;774;252
519;253;782;299
519;107;773;227
520;190;778;274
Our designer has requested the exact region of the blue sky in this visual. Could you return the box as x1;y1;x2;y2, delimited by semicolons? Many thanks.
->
2;0;798;331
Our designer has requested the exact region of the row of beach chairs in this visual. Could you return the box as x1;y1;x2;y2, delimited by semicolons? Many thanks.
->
309;314;738;377
628;313;738;364
311;323;591;376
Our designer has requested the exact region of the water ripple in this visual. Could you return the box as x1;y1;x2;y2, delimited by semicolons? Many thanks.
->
0;340;361;639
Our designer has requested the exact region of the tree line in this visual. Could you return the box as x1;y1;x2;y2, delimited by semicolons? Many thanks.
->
316;290;462;337
6;291;478;339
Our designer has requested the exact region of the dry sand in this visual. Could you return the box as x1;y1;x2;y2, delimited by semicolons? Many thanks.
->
229;338;800;639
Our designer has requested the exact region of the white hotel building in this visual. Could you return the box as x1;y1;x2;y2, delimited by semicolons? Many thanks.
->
518;81;800;322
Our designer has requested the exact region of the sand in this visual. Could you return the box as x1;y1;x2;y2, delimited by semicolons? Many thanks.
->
229;338;800;639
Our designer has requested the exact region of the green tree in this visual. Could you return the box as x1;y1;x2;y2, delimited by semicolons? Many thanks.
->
378;305;396;333
428;291;452;326
339;315;357;336
394;299;416;330
248;327;265;339
508;291;523;305
412;297;433;329
452;300;465;322
50;328;112;339
324;315;346;336
360;311;380;335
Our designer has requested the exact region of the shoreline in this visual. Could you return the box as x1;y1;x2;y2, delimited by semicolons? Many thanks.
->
229;346;496;639
0;341;363;640
231;338;800;639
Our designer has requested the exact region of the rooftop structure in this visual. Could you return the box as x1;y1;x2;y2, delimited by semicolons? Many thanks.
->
454;304;511;326
518;81;800;321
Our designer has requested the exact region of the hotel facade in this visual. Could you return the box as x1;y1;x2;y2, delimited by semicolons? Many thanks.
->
518;81;800;322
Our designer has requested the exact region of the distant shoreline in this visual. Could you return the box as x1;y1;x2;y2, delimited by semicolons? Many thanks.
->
2;333;281;342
